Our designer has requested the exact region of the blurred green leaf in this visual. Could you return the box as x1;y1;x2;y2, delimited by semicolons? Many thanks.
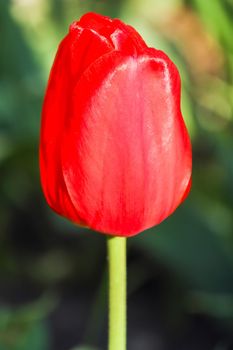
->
133;203;233;294
192;0;233;50
0;295;55;350
187;291;233;319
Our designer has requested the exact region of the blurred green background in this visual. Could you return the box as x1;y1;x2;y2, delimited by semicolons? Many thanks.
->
0;0;233;349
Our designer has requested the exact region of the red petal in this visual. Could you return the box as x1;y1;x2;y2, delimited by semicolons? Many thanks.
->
68;28;114;80
111;21;147;53
61;50;191;236
40;25;113;223
76;12;115;40
78;12;113;30
73;13;147;54
40;36;80;221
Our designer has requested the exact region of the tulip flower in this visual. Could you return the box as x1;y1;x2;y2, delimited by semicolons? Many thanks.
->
39;12;192;350
40;12;191;237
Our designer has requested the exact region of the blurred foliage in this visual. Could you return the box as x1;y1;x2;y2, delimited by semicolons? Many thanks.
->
0;295;54;350
0;0;233;349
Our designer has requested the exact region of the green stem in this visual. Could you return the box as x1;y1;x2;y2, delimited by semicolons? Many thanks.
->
107;236;127;350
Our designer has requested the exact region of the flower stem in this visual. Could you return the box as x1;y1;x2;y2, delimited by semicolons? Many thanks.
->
107;236;127;350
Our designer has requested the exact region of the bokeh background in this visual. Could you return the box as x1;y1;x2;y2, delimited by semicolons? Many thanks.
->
0;0;233;349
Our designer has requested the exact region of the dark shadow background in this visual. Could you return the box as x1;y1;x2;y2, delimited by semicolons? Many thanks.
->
0;0;233;349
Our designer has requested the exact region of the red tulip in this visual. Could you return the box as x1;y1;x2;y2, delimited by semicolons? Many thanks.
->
40;12;192;237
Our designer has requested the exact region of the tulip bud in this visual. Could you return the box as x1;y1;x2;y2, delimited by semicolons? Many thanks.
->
40;12;192;237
